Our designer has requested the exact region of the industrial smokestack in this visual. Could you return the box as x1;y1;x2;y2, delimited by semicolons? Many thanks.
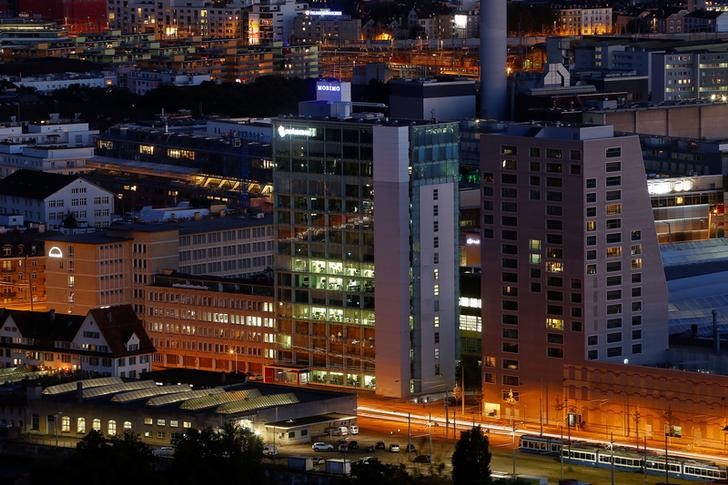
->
480;0;507;120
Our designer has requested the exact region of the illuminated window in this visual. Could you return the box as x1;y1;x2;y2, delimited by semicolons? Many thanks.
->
123;421;132;430
606;247;622;258
61;416;70;432
144;417;153;425
459;315;482;332
586;220;596;231
530;254;541;264
77;417;86;433
139;145;154;155
529;239;541;251
631;245;642;256
108;420;117;436
606;204;621;215
167;148;196;160
92;418;101;431
546;318;564;330
632;258;643;270
434;316;440;328
433;284;439;296
546;262;563;273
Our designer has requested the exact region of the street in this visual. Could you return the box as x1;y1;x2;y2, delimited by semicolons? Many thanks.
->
266;414;695;484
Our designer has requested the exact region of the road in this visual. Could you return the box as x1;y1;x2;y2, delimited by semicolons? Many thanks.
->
266;414;694;484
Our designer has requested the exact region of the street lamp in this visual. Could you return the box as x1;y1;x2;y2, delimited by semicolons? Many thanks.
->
229;348;238;374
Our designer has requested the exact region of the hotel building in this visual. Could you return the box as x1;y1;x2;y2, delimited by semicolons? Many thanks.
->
480;124;668;419
272;116;459;398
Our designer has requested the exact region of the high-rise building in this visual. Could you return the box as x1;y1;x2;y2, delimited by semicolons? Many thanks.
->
480;124;668;419
272;116;459;398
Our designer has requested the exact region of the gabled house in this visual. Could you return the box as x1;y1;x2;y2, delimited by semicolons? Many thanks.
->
0;305;154;377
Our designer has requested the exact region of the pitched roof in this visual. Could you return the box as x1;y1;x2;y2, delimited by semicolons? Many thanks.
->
0;169;77;200
87;305;155;356
4;310;84;344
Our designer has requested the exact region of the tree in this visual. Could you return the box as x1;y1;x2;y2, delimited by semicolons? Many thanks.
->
171;423;265;485
62;211;78;228
452;426;492;485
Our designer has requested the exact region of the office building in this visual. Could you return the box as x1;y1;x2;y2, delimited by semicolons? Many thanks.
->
389;79;476;123
144;272;275;375
480;123;668;419
272;116;459;398
44;214;274;316
0;170;114;230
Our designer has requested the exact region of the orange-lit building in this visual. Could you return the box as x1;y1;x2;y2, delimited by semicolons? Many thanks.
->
144;272;275;376
556;7;613;36
44;233;133;316
0;231;47;311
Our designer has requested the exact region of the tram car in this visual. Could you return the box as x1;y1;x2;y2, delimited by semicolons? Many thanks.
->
518;434;728;481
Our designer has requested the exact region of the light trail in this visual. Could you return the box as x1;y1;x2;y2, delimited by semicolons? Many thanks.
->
358;405;728;465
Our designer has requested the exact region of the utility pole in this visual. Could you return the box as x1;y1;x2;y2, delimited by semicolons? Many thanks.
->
453;407;457;444
445;393;449;438
610;432;615;485
461;363;465;416
407;412;411;455
560;425;564;481
643;436;647;485
665;406;672;485
428;412;433;458
511;420;517;479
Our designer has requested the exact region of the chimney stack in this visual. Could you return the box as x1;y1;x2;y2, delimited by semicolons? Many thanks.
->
480;0;507;120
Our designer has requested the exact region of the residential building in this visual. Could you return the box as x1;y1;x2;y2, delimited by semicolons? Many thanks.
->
116;68;210;95
291;12;361;44
555;7;613;36
0;231;47;310
16;0;107;34
480;123;668;419
5;72;115;92
0;170;114;229
144;272;275;375
0;305;154;377
684;9;728;32
272;116;459;398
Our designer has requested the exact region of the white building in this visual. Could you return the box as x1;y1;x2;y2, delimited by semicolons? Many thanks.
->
117;68;211;95
6;72;115;93
0;169;114;229
0;145;94;178
0;306;154;378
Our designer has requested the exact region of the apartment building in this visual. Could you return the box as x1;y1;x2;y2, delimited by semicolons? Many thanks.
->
555;7;613;36
480;123;668;419
144;272;275;375
0;232;47;310
0;305;153;377
273;116;459;398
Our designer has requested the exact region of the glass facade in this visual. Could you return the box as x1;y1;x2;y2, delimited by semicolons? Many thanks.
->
273;120;376;389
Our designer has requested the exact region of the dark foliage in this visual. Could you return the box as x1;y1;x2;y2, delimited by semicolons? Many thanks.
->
452;426;493;485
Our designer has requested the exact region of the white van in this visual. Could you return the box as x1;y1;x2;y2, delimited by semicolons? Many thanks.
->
337;426;348;436
349;425;359;435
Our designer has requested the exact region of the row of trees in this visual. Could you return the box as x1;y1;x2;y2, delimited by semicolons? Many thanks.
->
31;423;526;485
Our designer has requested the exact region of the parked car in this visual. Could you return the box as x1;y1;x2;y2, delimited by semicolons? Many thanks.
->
263;444;278;456
405;443;417;453
348;440;359;450
389;444;401;453
375;441;386;450
152;446;174;459
358;457;378;465
312;442;335;452
414;454;432;464
365;445;376;452
313;456;326;465
349;425;359;435
338;443;349;452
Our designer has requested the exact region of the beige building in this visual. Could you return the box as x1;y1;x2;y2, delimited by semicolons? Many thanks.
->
144;272;276;376
556;8;613;36
44;234;133;316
